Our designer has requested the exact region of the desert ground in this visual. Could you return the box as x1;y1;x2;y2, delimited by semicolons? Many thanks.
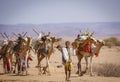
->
0;37;120;82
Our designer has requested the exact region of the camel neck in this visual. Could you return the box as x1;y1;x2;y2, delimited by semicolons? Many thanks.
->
95;43;103;53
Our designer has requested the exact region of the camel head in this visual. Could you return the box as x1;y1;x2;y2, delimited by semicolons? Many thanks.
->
50;37;62;43
71;41;79;49
97;39;105;46
56;44;62;51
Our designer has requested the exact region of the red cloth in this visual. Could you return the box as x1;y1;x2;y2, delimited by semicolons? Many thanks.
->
77;41;100;57
6;60;10;71
95;52;99;57
77;34;80;38
27;56;32;62
78;41;91;53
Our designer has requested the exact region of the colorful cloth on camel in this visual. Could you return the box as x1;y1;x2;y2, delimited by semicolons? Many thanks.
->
7;60;11;71
77;42;99;57
78;41;91;53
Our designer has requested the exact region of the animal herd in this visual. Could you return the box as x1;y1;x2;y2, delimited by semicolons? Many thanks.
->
0;29;105;78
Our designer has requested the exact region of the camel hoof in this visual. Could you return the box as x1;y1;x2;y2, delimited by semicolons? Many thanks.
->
13;70;16;73
79;73;83;76
76;71;79;74
43;72;45;74
47;72;51;76
38;73;42;75
35;65;39;68
82;71;86;74
90;73;94;76
65;78;71;81
26;73;29;75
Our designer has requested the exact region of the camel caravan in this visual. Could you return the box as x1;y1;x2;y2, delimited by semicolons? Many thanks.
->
0;29;62;75
0;32;33;75
0;29;105;78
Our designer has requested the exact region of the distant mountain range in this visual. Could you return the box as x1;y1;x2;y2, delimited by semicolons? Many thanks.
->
0;22;120;38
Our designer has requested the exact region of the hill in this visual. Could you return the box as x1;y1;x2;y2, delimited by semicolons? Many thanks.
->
0;22;120;38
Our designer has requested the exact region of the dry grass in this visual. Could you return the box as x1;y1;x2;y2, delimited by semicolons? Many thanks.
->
93;63;120;77
104;37;120;47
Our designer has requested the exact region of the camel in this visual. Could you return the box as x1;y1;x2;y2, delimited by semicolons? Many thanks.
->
37;36;61;75
13;35;32;75
72;35;105;76
32;30;51;67
0;33;15;73
32;29;50;55
0;40;14;73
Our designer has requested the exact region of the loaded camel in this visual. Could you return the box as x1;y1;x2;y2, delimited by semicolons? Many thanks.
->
32;30;61;75
37;36;61;75
0;33;15;73
72;32;105;76
13;33;32;75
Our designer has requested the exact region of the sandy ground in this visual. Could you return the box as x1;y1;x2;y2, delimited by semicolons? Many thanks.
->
0;39;120;82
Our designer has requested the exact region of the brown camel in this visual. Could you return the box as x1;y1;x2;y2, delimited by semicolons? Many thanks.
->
13;36;32;75
37;37;61;75
0;40;14;73
72;36;105;76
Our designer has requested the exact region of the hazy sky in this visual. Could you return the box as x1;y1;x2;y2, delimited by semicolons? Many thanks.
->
0;0;120;24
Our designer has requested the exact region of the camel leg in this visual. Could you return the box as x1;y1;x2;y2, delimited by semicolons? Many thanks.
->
76;50;79;74
17;57;22;75
13;58;18;74
38;55;45;75
13;61;16;74
3;59;6;74
5;62;7;74
12;54;17;73
46;56;51;75
83;56;88;74
38;63;42;75
10;52;14;73
37;54;40;67
38;57;41;75
76;51;83;76
37;54;39;66
17;62;21;75
77;54;83;76
25;53;28;75
78;58;82;76
90;56;93;76
3;57;8;74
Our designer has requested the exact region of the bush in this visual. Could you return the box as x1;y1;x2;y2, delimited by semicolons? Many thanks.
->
104;37;120;47
93;63;120;77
